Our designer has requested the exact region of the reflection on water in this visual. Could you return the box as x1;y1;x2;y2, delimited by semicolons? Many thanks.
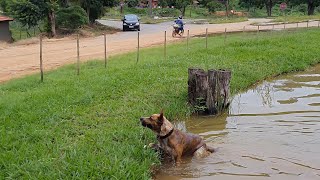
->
156;64;320;180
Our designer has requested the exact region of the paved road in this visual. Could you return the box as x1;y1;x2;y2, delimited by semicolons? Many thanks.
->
1;19;319;83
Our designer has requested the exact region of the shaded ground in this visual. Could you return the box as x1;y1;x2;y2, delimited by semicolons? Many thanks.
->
0;18;318;83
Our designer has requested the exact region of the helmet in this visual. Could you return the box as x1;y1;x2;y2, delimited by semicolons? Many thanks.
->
178;15;182;19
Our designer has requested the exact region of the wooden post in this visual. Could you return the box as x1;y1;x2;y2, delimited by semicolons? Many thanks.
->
164;31;167;60
137;31;140;63
39;35;43;82
104;33;107;68
243;26;245;33
77;34;80;75
187;30;189;49
205;28;208;49
284;22;286;29
272;24;275;30
224;28;227;45
258;25;260;33
297;22;298;28
307;21;309;28
318;20;320;28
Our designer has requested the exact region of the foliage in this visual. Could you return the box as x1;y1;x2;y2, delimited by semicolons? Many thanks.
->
56;5;88;30
207;1;224;13
153;8;181;17
127;0;139;8
8;0;43;28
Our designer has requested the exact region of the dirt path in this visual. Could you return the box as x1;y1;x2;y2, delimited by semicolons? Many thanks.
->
0;19;318;83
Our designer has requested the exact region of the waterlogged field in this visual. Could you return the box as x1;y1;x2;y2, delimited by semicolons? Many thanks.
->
0;28;320;179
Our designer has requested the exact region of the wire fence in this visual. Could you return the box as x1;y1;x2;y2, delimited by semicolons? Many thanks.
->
1;20;320;83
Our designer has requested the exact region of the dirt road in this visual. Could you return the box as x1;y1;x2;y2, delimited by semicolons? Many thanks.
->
0;19;318;83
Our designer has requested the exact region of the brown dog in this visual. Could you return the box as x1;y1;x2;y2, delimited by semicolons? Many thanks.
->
140;110;214;164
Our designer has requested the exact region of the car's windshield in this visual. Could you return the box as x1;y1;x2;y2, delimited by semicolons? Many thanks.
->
125;15;138;21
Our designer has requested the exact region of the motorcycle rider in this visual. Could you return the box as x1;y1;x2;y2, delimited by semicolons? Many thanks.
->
174;15;184;34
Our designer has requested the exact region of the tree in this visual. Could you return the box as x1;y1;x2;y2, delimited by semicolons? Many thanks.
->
9;0;43;29
289;0;320;15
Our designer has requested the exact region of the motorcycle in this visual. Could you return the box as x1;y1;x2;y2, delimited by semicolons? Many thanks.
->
172;24;184;37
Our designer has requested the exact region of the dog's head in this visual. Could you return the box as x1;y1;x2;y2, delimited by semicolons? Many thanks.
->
140;110;173;136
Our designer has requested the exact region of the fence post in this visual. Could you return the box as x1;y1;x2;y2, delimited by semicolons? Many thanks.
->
297;22;298;28
258;25;260;33
205;28;208;49
164;31;167;60
318;20;320;28
137;31;140;63
187;30;189;49
39;35;43;82
104;33;107;68
272;24;275;30
77;34;80;75
284;22;286;29
243;26;245;33
307;21;309;28
224;28;227;45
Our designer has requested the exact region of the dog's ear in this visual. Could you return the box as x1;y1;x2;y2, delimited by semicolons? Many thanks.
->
158;109;164;124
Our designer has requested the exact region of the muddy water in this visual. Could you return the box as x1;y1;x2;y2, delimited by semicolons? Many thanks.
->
156;65;320;180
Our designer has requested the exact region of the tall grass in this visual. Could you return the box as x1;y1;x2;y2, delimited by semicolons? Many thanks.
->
1;28;320;179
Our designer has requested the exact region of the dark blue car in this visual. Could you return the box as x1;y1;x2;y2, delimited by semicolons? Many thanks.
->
122;14;140;31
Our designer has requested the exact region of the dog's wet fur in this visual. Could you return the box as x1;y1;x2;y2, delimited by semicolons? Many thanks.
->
140;110;214;164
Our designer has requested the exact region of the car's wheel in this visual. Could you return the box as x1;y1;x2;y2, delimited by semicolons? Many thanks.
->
123;26;126;31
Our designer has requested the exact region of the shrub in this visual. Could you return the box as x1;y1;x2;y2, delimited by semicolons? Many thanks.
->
206;1;224;13
56;5;88;30
123;6;148;15
153;8;181;17
127;0;139;8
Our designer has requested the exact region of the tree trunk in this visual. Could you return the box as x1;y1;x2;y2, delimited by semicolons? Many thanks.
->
307;0;315;15
188;68;206;106
207;70;218;115
86;6;90;24
225;0;229;17
188;68;232;115
149;0;152;17
266;0;272;17
215;70;231;112
182;6;186;16
48;10;56;37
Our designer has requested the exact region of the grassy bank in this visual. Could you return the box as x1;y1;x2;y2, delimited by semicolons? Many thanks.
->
272;14;320;23
1;28;320;179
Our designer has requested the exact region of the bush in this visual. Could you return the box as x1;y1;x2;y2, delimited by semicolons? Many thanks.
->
123;6;148;15
127;0;139;8
194;7;210;16
153;8;181;17
56;6;88;30
206;1;224;13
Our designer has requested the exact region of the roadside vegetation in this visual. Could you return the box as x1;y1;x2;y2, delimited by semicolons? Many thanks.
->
1;28;320;179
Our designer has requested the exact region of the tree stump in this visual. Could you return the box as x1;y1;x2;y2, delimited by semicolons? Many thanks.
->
188;68;232;115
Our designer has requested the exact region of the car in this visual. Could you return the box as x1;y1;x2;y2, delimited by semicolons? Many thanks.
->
122;14;140;31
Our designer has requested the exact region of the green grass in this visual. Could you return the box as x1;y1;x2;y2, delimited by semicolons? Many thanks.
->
208;17;248;24
1;28;320;179
272;14;320;23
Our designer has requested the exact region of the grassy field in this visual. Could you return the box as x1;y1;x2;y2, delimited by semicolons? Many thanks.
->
272;14;320;23
1;28;320;179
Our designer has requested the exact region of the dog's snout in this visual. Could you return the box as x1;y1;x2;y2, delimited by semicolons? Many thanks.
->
140;117;143;121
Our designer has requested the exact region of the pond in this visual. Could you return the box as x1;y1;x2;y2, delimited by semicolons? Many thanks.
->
156;64;320;179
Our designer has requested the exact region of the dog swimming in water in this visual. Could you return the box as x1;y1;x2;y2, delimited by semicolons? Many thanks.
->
140;110;214;164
